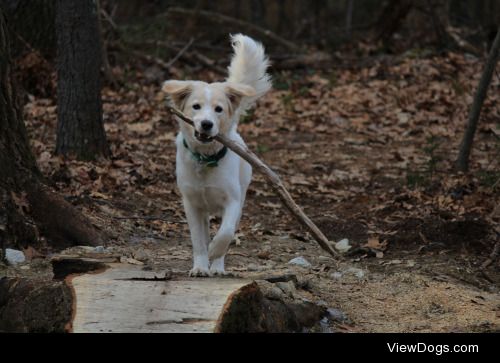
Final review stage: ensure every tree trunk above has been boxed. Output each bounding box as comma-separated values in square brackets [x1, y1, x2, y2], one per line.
[55, 0, 109, 161]
[455, 26, 500, 172]
[250, 0, 266, 27]
[345, 0, 355, 38]
[0, 9, 104, 252]
[0, 0, 56, 58]
[376, 0, 414, 43]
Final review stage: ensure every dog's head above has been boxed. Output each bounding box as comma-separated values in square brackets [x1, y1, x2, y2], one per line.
[162, 80, 255, 143]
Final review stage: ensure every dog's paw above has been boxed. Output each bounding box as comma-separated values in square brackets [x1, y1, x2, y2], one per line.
[209, 257, 231, 277]
[189, 267, 211, 278]
[209, 266, 229, 276]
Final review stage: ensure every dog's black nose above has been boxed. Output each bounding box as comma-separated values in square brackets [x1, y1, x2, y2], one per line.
[201, 120, 213, 131]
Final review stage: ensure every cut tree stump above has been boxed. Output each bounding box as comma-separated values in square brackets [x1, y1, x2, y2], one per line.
[0, 261, 326, 332]
[0, 277, 73, 333]
[67, 263, 326, 333]
[69, 264, 251, 333]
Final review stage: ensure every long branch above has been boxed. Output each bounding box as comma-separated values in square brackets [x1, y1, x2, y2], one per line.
[167, 106, 341, 259]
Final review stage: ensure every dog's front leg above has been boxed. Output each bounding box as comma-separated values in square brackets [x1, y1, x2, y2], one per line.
[208, 201, 241, 275]
[184, 199, 211, 277]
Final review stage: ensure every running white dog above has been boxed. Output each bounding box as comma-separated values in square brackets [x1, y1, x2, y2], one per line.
[162, 34, 271, 276]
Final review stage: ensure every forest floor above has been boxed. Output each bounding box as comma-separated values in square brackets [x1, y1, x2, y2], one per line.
[6, 48, 500, 332]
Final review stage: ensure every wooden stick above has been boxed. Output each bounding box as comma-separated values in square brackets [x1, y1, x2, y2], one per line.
[167, 106, 341, 259]
[165, 38, 195, 69]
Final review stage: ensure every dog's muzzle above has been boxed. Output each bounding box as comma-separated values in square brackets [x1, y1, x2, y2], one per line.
[194, 131, 214, 143]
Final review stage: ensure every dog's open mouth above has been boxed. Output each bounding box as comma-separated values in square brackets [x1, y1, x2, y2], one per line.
[195, 131, 214, 143]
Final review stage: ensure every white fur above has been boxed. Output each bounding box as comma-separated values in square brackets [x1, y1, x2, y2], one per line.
[163, 34, 271, 277]
[227, 34, 272, 119]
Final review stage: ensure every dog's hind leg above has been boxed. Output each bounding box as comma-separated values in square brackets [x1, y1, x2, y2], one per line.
[208, 201, 241, 274]
[184, 199, 211, 277]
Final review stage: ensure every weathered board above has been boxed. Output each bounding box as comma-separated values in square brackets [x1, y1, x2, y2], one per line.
[70, 264, 250, 333]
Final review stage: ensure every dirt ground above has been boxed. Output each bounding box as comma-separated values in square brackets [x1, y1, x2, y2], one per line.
[4, 49, 500, 332]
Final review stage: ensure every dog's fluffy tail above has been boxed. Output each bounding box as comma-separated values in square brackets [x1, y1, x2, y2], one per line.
[227, 34, 271, 114]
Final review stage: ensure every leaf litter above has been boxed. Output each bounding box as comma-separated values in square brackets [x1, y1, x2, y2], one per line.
[14, 49, 500, 332]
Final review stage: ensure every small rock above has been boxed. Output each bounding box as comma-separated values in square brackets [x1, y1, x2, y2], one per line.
[94, 246, 105, 253]
[265, 260, 277, 268]
[247, 263, 261, 271]
[5, 249, 26, 265]
[335, 239, 352, 253]
[332, 268, 366, 280]
[257, 280, 287, 300]
[288, 256, 312, 268]
[133, 249, 149, 262]
[265, 273, 298, 284]
[330, 272, 343, 280]
[276, 281, 296, 298]
[327, 308, 349, 323]
[20, 265, 31, 270]
[345, 267, 366, 279]
[319, 317, 333, 333]
[266, 286, 287, 300]
[407, 260, 416, 268]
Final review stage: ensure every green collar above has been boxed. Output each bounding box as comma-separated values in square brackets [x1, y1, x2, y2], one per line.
[183, 139, 228, 168]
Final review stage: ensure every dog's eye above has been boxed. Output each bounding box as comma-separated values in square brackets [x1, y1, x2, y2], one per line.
[215, 106, 223, 113]
[193, 104, 201, 110]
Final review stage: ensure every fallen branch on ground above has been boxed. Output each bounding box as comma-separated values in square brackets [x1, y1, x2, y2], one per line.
[167, 106, 341, 259]
[481, 241, 499, 270]
[114, 42, 171, 70]
[165, 38, 195, 69]
[116, 40, 226, 75]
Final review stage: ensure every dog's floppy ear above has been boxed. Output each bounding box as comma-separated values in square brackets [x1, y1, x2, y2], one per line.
[162, 80, 192, 109]
[225, 83, 256, 110]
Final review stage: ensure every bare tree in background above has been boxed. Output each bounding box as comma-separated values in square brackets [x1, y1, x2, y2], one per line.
[345, 0, 355, 38]
[0, 0, 56, 57]
[455, 27, 500, 172]
[0, 8, 103, 253]
[251, 0, 266, 27]
[55, 0, 109, 160]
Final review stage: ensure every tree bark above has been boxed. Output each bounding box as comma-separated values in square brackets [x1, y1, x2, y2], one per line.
[55, 0, 110, 160]
[0, 9, 104, 251]
[0, 277, 73, 333]
[345, 0, 355, 38]
[376, 0, 414, 43]
[455, 26, 500, 172]
[0, 0, 56, 57]
[215, 281, 326, 333]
